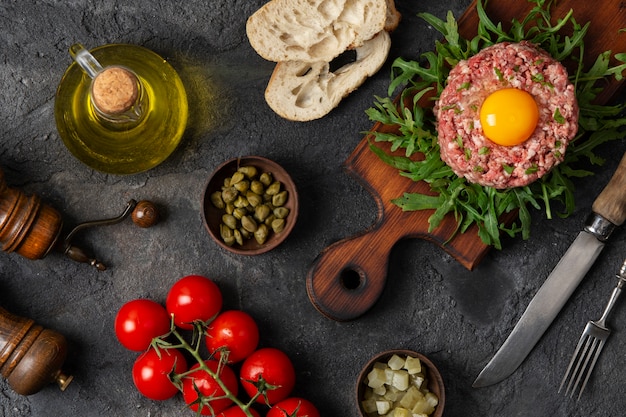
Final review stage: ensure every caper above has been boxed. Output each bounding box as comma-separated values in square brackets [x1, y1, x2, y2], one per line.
[266, 181, 281, 196]
[259, 172, 273, 186]
[240, 228, 251, 240]
[238, 165, 258, 178]
[272, 190, 288, 207]
[222, 213, 238, 229]
[233, 207, 247, 220]
[254, 204, 271, 222]
[264, 214, 276, 226]
[246, 191, 262, 207]
[250, 180, 264, 195]
[254, 224, 269, 244]
[274, 206, 289, 219]
[233, 195, 248, 208]
[220, 223, 232, 238]
[220, 224, 235, 246]
[229, 171, 245, 186]
[213, 165, 291, 248]
[233, 229, 244, 246]
[210, 191, 225, 209]
[271, 218, 285, 233]
[222, 187, 238, 204]
[241, 215, 258, 233]
[234, 179, 249, 193]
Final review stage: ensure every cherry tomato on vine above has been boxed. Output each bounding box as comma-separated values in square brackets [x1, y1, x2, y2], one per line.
[240, 347, 296, 405]
[182, 360, 238, 415]
[166, 275, 223, 330]
[114, 299, 170, 351]
[217, 406, 261, 417]
[206, 310, 260, 363]
[267, 398, 320, 417]
[132, 347, 187, 401]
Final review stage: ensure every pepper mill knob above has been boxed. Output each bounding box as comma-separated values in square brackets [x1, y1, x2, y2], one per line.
[131, 200, 160, 228]
[0, 306, 72, 395]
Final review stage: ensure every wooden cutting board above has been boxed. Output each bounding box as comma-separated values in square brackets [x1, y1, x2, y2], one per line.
[306, 0, 626, 321]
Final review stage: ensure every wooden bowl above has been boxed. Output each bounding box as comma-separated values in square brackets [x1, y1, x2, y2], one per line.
[202, 156, 298, 255]
[356, 349, 445, 417]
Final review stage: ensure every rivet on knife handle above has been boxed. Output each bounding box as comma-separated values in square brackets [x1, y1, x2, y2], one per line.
[591, 153, 626, 227]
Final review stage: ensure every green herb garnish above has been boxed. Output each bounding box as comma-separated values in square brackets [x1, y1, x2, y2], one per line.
[554, 107, 566, 123]
[365, 0, 626, 249]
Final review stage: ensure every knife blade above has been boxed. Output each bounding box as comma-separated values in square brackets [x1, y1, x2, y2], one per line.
[473, 152, 626, 388]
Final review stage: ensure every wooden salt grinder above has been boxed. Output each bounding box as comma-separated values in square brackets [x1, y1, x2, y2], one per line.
[0, 306, 72, 395]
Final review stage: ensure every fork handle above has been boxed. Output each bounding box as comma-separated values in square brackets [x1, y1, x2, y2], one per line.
[597, 259, 626, 327]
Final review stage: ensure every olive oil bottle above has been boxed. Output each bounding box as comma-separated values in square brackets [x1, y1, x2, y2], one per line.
[55, 43, 188, 175]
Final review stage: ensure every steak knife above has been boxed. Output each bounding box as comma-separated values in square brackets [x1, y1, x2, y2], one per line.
[473, 152, 626, 388]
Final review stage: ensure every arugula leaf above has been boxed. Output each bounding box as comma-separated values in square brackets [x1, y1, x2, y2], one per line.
[366, 0, 626, 249]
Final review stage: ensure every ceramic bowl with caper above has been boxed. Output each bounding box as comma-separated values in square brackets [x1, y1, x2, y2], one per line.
[202, 156, 299, 255]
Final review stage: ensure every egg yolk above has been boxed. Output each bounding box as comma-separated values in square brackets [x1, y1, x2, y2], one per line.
[479, 88, 539, 146]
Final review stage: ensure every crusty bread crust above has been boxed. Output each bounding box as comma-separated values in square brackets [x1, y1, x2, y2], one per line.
[264, 31, 391, 121]
[246, 0, 388, 63]
[384, 0, 401, 32]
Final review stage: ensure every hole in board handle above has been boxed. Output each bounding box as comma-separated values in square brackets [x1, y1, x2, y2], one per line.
[340, 268, 364, 290]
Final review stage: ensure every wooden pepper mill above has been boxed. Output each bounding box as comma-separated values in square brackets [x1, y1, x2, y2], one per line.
[0, 306, 72, 395]
[0, 166, 160, 270]
[0, 168, 62, 260]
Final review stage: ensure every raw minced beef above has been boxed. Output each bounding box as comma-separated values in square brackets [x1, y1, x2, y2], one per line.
[434, 41, 579, 189]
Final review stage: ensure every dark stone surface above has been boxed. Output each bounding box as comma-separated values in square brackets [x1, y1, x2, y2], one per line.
[0, 1, 625, 416]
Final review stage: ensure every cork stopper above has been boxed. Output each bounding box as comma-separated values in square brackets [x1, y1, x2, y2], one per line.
[91, 66, 139, 115]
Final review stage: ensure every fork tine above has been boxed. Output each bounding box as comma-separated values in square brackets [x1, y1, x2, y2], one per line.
[576, 340, 605, 400]
[559, 332, 588, 394]
[569, 336, 597, 398]
[564, 334, 593, 397]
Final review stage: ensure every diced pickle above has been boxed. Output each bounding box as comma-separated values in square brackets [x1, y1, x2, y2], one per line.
[404, 356, 422, 374]
[361, 355, 438, 417]
[388, 354, 405, 371]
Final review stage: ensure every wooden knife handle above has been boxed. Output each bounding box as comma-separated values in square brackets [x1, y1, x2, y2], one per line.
[592, 153, 626, 226]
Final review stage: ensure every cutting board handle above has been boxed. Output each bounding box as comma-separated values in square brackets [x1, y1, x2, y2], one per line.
[306, 216, 397, 321]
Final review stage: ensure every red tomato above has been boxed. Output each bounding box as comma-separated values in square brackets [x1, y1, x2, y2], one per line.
[182, 360, 238, 415]
[114, 299, 170, 351]
[132, 347, 187, 401]
[216, 406, 261, 417]
[166, 275, 223, 330]
[206, 310, 260, 363]
[267, 398, 320, 417]
[240, 347, 296, 405]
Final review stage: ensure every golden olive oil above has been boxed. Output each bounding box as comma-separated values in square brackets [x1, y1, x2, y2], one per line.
[55, 44, 188, 174]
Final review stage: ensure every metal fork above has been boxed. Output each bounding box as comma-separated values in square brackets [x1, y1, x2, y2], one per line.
[558, 258, 626, 400]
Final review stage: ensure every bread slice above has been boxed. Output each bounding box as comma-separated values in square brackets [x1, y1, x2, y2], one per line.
[246, 0, 388, 63]
[383, 0, 401, 32]
[264, 30, 391, 121]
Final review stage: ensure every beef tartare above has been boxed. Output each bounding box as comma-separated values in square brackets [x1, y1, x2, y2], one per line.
[434, 41, 579, 189]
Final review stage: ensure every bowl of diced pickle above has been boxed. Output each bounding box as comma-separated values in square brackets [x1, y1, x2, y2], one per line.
[202, 156, 298, 255]
[357, 349, 444, 417]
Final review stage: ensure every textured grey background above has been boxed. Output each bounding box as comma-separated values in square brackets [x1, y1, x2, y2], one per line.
[0, 1, 625, 416]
